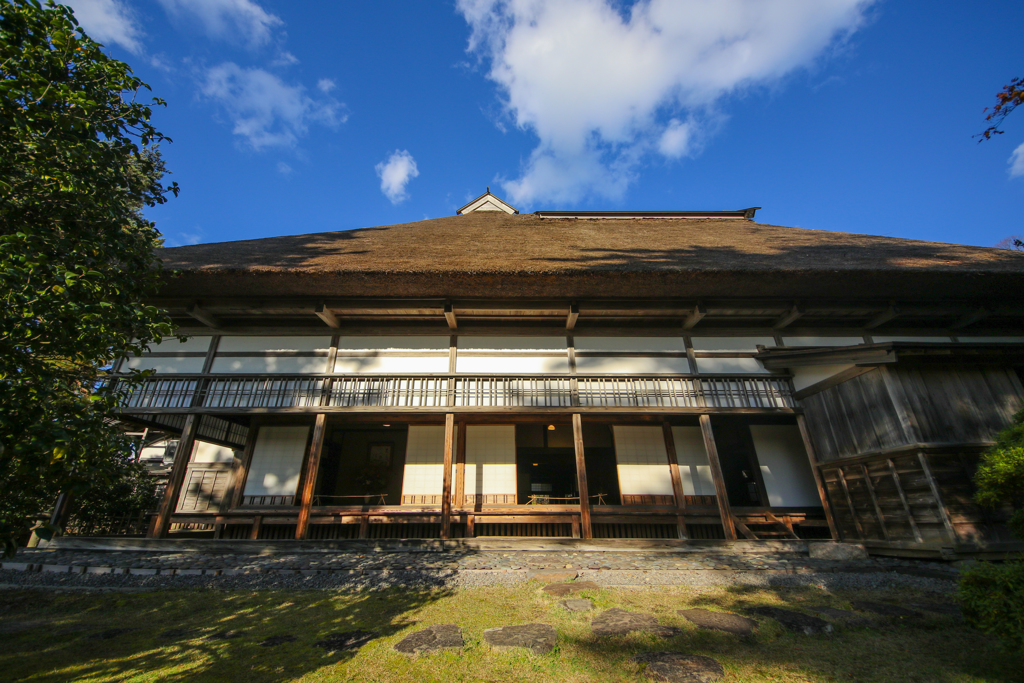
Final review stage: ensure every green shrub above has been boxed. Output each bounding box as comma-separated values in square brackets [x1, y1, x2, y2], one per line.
[959, 561, 1024, 650]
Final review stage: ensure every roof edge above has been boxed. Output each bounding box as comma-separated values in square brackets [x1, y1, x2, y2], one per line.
[533, 208, 760, 220]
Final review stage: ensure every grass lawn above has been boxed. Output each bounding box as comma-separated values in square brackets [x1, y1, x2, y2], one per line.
[0, 582, 1018, 682]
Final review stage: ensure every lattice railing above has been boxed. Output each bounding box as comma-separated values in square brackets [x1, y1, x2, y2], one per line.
[111, 373, 793, 411]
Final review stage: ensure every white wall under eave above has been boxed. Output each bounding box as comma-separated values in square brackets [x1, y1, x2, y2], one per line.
[749, 425, 821, 508]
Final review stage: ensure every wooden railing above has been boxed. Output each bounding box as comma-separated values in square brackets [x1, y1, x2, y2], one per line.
[112, 373, 794, 411]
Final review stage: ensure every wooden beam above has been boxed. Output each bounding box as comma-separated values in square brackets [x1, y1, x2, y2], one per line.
[662, 422, 688, 540]
[566, 302, 579, 330]
[455, 421, 467, 508]
[951, 307, 990, 330]
[444, 302, 458, 330]
[572, 413, 593, 539]
[866, 304, 900, 330]
[185, 303, 221, 329]
[795, 414, 839, 540]
[772, 304, 805, 330]
[860, 463, 889, 541]
[440, 414, 455, 538]
[835, 467, 865, 539]
[295, 414, 327, 539]
[682, 302, 707, 330]
[151, 414, 198, 538]
[314, 302, 341, 328]
[699, 415, 736, 540]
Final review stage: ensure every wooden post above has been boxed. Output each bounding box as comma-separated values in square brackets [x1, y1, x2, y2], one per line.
[440, 414, 455, 539]
[229, 419, 260, 509]
[835, 467, 865, 539]
[918, 452, 959, 544]
[662, 422, 688, 539]
[795, 414, 839, 540]
[699, 415, 736, 540]
[572, 413, 593, 539]
[151, 414, 199, 538]
[887, 458, 924, 542]
[455, 421, 467, 508]
[295, 414, 327, 539]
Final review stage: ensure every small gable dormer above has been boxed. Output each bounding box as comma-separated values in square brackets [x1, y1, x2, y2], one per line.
[457, 188, 519, 215]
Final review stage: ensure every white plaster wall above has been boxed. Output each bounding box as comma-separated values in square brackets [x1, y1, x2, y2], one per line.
[790, 364, 855, 391]
[192, 440, 236, 464]
[958, 337, 1024, 343]
[456, 355, 570, 374]
[671, 427, 714, 496]
[575, 356, 691, 374]
[749, 425, 821, 507]
[458, 336, 566, 350]
[244, 425, 309, 497]
[782, 336, 864, 347]
[218, 336, 331, 352]
[612, 426, 674, 496]
[334, 356, 449, 374]
[694, 357, 769, 374]
[126, 356, 205, 373]
[210, 356, 329, 374]
[573, 337, 684, 352]
[146, 336, 212, 353]
[464, 425, 517, 496]
[401, 426, 446, 497]
[336, 336, 449, 351]
[690, 337, 775, 351]
[871, 336, 952, 343]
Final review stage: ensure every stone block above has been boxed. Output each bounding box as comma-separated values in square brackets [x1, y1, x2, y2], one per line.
[1, 562, 34, 572]
[174, 569, 203, 576]
[128, 567, 158, 575]
[394, 624, 464, 655]
[807, 542, 868, 561]
[484, 623, 557, 655]
[84, 566, 113, 575]
[41, 564, 71, 573]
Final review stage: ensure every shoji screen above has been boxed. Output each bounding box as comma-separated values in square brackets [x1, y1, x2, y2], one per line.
[749, 425, 821, 507]
[670, 426, 715, 496]
[400, 426, 447, 504]
[243, 425, 310, 500]
[612, 426, 674, 503]
[464, 425, 517, 504]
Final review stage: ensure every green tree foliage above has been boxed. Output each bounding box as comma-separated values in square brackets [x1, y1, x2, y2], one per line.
[974, 409, 1024, 540]
[0, 0, 178, 554]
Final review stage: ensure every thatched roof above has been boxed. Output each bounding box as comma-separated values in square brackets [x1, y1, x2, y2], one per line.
[156, 212, 1024, 300]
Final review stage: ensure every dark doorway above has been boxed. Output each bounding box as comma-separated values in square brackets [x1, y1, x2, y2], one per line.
[314, 424, 408, 506]
[708, 418, 764, 507]
[515, 424, 578, 504]
[581, 423, 621, 506]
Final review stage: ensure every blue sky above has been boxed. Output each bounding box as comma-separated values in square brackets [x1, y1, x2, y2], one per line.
[66, 0, 1024, 249]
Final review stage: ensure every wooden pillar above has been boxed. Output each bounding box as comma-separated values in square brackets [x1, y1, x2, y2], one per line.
[887, 458, 924, 542]
[440, 414, 455, 539]
[228, 419, 259, 509]
[295, 414, 328, 539]
[918, 452, 959, 544]
[454, 421, 467, 508]
[662, 422, 688, 539]
[836, 467, 865, 539]
[861, 463, 890, 541]
[151, 413, 199, 538]
[795, 413, 839, 540]
[572, 413, 593, 539]
[699, 415, 736, 540]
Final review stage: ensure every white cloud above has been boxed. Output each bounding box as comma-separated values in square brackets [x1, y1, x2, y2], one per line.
[157, 0, 283, 48]
[271, 51, 300, 67]
[65, 0, 144, 54]
[375, 150, 420, 204]
[277, 161, 293, 175]
[459, 0, 873, 205]
[200, 63, 345, 150]
[1010, 141, 1024, 178]
[317, 78, 337, 93]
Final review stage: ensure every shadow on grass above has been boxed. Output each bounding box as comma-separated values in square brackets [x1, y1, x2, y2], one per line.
[0, 586, 453, 682]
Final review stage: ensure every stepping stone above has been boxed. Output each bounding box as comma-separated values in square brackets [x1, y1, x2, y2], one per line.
[483, 623, 557, 655]
[542, 581, 600, 597]
[592, 608, 678, 638]
[850, 601, 920, 618]
[747, 607, 833, 635]
[678, 608, 756, 636]
[394, 624, 464, 655]
[561, 599, 595, 613]
[314, 629, 377, 652]
[631, 652, 724, 683]
[909, 602, 962, 618]
[260, 634, 298, 647]
[160, 627, 201, 640]
[806, 607, 871, 627]
[204, 630, 244, 641]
